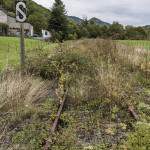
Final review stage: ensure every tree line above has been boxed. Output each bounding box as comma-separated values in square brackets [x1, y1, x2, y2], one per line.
[0, 0, 149, 41]
[49, 0, 148, 42]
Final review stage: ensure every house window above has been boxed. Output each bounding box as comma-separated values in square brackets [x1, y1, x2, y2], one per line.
[45, 31, 48, 36]
[0, 26, 2, 33]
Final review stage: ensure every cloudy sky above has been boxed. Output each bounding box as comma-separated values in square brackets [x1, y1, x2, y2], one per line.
[33, 0, 150, 26]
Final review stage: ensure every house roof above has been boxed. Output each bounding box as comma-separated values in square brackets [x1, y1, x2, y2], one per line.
[9, 22, 33, 30]
[0, 6, 8, 15]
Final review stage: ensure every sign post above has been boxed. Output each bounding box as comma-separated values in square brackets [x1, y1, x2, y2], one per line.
[16, 0, 27, 70]
[20, 23, 25, 69]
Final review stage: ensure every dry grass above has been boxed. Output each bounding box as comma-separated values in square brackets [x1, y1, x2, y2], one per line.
[55, 39, 150, 148]
[0, 71, 53, 146]
[117, 43, 150, 72]
[61, 39, 149, 106]
[0, 71, 51, 113]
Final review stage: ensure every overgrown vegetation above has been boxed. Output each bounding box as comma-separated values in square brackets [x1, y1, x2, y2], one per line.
[0, 39, 149, 149]
[0, 0, 149, 149]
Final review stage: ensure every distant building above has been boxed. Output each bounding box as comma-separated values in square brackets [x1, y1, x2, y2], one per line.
[0, 6, 33, 36]
[42, 29, 51, 40]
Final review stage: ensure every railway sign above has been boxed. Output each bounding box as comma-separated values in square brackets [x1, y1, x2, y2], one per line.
[16, 0, 27, 22]
[16, 0, 27, 71]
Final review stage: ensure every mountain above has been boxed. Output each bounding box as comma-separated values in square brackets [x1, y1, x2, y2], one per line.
[143, 25, 150, 29]
[89, 17, 110, 26]
[68, 16, 110, 26]
[68, 16, 83, 24]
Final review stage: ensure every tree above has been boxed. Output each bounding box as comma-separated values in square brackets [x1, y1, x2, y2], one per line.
[76, 25, 89, 38]
[87, 22, 100, 38]
[134, 27, 147, 40]
[0, 0, 3, 5]
[67, 21, 78, 40]
[125, 26, 135, 40]
[2, 0, 14, 12]
[125, 26, 147, 40]
[28, 12, 48, 34]
[48, 0, 69, 42]
[100, 25, 109, 38]
[108, 22, 125, 40]
[81, 17, 89, 27]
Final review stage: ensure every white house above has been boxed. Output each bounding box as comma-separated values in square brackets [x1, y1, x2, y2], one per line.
[0, 8, 7, 24]
[42, 29, 51, 40]
[0, 6, 33, 36]
[7, 15, 33, 36]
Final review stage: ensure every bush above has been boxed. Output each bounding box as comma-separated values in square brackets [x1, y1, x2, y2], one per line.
[27, 45, 94, 80]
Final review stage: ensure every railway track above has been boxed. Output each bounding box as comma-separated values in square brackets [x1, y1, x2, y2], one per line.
[44, 88, 68, 150]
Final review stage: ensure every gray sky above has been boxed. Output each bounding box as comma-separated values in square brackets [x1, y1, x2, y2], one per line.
[33, 0, 150, 26]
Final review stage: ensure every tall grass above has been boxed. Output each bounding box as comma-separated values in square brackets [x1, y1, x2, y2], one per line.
[0, 70, 53, 148]
[0, 71, 51, 112]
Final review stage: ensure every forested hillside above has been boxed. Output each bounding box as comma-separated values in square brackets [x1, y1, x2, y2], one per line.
[0, 0, 51, 34]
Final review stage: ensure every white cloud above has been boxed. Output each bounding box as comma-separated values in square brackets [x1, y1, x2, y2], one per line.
[33, 0, 150, 26]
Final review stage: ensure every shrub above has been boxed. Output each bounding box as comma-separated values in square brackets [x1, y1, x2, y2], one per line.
[27, 47, 94, 80]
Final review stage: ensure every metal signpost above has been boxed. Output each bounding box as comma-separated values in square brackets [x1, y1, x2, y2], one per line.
[16, 0, 27, 70]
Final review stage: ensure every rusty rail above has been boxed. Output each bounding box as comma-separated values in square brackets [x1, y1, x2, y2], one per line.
[128, 105, 139, 120]
[44, 89, 68, 150]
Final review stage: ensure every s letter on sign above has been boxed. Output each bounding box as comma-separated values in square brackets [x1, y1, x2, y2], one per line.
[16, 0, 27, 22]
